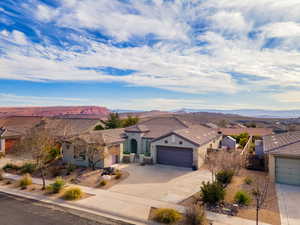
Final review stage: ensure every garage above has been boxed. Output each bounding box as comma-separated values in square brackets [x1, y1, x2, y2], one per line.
[276, 157, 300, 186]
[156, 146, 193, 168]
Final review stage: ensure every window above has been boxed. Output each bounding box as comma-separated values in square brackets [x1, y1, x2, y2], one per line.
[74, 145, 86, 160]
[164, 140, 168, 144]
[179, 141, 183, 145]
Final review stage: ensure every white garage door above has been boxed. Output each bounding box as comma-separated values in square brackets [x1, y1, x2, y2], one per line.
[276, 157, 300, 186]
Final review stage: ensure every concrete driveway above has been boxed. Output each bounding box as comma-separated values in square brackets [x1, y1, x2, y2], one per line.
[276, 184, 300, 225]
[110, 164, 211, 203]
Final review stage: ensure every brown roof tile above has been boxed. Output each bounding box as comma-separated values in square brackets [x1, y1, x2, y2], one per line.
[219, 128, 273, 136]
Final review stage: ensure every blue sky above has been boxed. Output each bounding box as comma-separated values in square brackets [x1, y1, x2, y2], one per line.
[0, 0, 300, 110]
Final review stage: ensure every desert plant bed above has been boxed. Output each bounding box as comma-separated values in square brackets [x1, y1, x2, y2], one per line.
[0, 177, 92, 201]
[148, 207, 212, 225]
[180, 169, 280, 225]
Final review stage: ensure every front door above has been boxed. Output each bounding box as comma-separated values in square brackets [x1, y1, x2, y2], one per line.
[130, 139, 138, 153]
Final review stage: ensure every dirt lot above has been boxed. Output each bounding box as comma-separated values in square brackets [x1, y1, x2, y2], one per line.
[0, 177, 92, 201]
[180, 169, 280, 225]
[2, 159, 129, 189]
[226, 169, 280, 225]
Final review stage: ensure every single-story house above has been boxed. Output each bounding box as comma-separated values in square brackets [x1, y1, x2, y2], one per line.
[0, 116, 43, 154]
[219, 128, 273, 137]
[221, 136, 236, 150]
[124, 116, 222, 169]
[42, 117, 104, 137]
[61, 128, 125, 168]
[264, 132, 300, 185]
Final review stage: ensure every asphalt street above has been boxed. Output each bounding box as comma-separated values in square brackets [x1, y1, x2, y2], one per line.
[0, 192, 133, 225]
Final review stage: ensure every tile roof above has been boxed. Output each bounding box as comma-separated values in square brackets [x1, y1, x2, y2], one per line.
[269, 141, 300, 157]
[219, 128, 273, 136]
[73, 128, 125, 145]
[263, 131, 300, 155]
[0, 116, 43, 135]
[125, 116, 190, 138]
[172, 125, 220, 146]
[43, 118, 103, 137]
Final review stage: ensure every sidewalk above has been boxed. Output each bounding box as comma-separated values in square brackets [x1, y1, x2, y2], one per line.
[2, 173, 271, 225]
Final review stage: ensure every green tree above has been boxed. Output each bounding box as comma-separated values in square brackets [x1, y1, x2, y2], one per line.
[94, 124, 104, 130]
[122, 115, 139, 127]
[102, 113, 123, 129]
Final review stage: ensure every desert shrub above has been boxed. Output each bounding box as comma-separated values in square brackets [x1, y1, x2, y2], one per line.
[216, 169, 234, 186]
[20, 162, 36, 174]
[3, 163, 20, 171]
[47, 177, 65, 193]
[66, 164, 76, 175]
[19, 174, 32, 189]
[153, 208, 182, 224]
[0, 152, 5, 158]
[234, 190, 251, 206]
[63, 187, 83, 200]
[185, 204, 206, 225]
[6, 180, 12, 185]
[115, 171, 122, 179]
[239, 137, 249, 148]
[200, 181, 225, 205]
[244, 177, 253, 185]
[99, 180, 107, 186]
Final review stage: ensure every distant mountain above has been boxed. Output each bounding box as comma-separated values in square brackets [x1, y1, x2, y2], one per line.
[176, 108, 300, 118]
[0, 106, 110, 118]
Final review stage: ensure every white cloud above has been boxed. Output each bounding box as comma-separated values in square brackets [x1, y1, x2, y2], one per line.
[262, 22, 300, 38]
[273, 91, 300, 103]
[1, 0, 300, 103]
[0, 93, 90, 106]
[36, 4, 58, 22]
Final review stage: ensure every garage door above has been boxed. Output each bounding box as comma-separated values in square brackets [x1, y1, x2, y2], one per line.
[157, 146, 193, 168]
[276, 157, 300, 186]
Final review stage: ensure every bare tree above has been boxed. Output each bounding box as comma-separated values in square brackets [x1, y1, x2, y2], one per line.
[206, 150, 242, 181]
[17, 127, 56, 189]
[252, 176, 270, 225]
[73, 133, 108, 170]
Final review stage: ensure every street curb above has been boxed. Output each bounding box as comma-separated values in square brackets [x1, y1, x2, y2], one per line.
[0, 186, 156, 225]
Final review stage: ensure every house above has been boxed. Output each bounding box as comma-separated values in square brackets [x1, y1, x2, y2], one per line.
[0, 116, 43, 154]
[263, 132, 300, 185]
[124, 116, 222, 169]
[42, 117, 104, 137]
[61, 128, 125, 168]
[219, 128, 273, 137]
[221, 136, 236, 150]
[255, 139, 264, 158]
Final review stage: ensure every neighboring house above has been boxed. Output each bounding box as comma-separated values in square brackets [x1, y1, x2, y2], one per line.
[205, 122, 219, 129]
[124, 116, 222, 169]
[0, 116, 43, 154]
[62, 128, 125, 168]
[42, 117, 104, 137]
[255, 139, 264, 158]
[263, 132, 300, 185]
[0, 127, 5, 153]
[219, 128, 273, 136]
[221, 136, 236, 150]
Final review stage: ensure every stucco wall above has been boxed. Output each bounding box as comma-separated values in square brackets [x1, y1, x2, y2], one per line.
[125, 132, 145, 154]
[268, 154, 276, 182]
[151, 134, 198, 167]
[198, 135, 222, 168]
[62, 142, 122, 168]
[151, 134, 222, 169]
[0, 138, 5, 153]
[221, 136, 236, 150]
